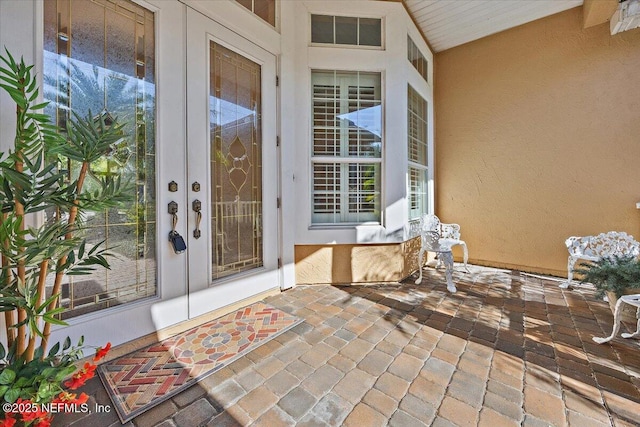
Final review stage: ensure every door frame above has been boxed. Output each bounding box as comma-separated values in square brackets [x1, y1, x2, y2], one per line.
[185, 7, 281, 319]
[1, 0, 286, 350]
[35, 0, 191, 349]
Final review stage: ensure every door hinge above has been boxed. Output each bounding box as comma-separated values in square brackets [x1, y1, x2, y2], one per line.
[276, 135, 280, 147]
[276, 75, 279, 87]
[277, 258, 282, 269]
[276, 197, 281, 209]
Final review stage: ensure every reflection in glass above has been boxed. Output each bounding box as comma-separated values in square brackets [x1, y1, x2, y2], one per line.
[43, 0, 156, 319]
[210, 42, 263, 281]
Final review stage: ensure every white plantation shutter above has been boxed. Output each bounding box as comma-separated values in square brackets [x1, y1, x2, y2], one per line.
[311, 71, 382, 224]
[408, 85, 428, 220]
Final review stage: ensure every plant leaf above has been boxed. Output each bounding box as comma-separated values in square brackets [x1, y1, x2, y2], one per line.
[0, 369, 16, 385]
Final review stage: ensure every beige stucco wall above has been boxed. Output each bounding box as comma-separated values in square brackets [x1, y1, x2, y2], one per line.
[295, 238, 425, 284]
[435, 7, 640, 277]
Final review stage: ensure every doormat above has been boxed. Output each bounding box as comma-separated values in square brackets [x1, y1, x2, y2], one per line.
[98, 302, 301, 423]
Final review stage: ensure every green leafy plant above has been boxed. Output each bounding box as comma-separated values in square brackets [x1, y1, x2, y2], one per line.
[575, 255, 640, 299]
[0, 48, 127, 425]
[0, 337, 83, 406]
[0, 339, 111, 426]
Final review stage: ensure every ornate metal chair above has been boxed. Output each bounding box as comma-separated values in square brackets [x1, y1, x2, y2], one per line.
[415, 230, 457, 294]
[593, 294, 640, 344]
[422, 214, 469, 272]
[562, 231, 640, 288]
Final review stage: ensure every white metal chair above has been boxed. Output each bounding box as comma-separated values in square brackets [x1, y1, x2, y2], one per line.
[593, 294, 640, 344]
[415, 230, 457, 293]
[422, 214, 469, 272]
[562, 231, 640, 288]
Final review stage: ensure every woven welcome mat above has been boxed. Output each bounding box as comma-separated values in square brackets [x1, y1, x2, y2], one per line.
[98, 302, 301, 422]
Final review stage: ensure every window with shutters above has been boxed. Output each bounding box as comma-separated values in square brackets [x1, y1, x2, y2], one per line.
[408, 85, 428, 220]
[408, 35, 428, 84]
[311, 70, 382, 224]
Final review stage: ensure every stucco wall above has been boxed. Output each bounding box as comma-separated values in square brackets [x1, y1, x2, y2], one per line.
[295, 237, 424, 284]
[435, 6, 640, 277]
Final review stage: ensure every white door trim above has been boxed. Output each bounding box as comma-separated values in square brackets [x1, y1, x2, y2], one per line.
[185, 7, 280, 319]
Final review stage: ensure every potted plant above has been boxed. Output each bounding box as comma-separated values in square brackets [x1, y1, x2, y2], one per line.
[0, 49, 129, 425]
[576, 255, 640, 323]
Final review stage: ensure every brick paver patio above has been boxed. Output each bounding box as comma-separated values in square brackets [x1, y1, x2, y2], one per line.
[53, 265, 640, 426]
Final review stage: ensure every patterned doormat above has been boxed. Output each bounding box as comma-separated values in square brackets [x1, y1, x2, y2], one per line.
[98, 302, 301, 423]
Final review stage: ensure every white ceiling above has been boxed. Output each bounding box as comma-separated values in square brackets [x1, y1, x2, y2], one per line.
[404, 0, 584, 52]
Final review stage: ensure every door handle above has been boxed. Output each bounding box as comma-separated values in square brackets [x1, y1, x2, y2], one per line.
[168, 202, 186, 254]
[192, 199, 202, 239]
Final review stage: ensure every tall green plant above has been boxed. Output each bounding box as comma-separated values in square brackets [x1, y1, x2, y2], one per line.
[0, 49, 130, 363]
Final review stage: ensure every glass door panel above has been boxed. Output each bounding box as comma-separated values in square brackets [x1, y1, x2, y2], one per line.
[210, 42, 263, 281]
[43, 0, 157, 319]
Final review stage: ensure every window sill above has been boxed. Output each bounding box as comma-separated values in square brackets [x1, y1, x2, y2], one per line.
[307, 223, 409, 244]
[308, 222, 380, 230]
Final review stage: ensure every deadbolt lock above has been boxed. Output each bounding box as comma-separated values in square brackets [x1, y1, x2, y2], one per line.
[192, 181, 201, 192]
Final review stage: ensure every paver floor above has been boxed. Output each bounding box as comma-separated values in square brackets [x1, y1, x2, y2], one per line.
[53, 265, 640, 426]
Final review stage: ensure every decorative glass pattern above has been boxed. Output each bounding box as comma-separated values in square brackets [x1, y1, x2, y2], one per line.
[43, 0, 156, 319]
[311, 71, 382, 224]
[210, 42, 263, 281]
[311, 15, 382, 47]
[408, 85, 428, 220]
[408, 35, 428, 84]
[236, 0, 276, 26]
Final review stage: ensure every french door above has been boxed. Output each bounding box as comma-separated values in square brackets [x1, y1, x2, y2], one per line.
[185, 8, 279, 318]
[44, 1, 280, 348]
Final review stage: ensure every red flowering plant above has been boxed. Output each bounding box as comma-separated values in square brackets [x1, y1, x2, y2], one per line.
[0, 50, 127, 426]
[0, 340, 111, 426]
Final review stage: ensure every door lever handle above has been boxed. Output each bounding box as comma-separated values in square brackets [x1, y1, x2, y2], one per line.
[192, 199, 202, 239]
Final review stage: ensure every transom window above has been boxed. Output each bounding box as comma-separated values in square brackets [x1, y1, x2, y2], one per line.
[311, 15, 382, 47]
[236, 0, 276, 26]
[408, 85, 428, 220]
[311, 71, 382, 224]
[408, 36, 428, 84]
